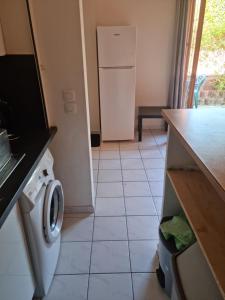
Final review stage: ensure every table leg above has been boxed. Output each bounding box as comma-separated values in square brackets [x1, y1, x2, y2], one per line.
[138, 116, 142, 142]
[164, 121, 168, 131]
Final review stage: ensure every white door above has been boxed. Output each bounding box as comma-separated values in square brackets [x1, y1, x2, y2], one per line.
[99, 67, 136, 141]
[97, 26, 136, 67]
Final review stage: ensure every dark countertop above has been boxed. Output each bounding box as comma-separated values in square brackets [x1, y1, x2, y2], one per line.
[0, 127, 57, 228]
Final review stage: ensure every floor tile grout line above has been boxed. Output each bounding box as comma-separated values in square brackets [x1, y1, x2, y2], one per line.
[140, 154, 160, 218]
[94, 168, 165, 172]
[94, 195, 160, 198]
[94, 168, 99, 208]
[86, 225, 94, 300]
[140, 136, 166, 253]
[119, 142, 135, 300]
[94, 158, 162, 161]
[91, 239, 159, 242]
[152, 197, 163, 222]
[151, 130, 168, 147]
[94, 195, 161, 198]
[96, 179, 163, 183]
[55, 271, 157, 276]
[151, 133, 166, 159]
[94, 214, 159, 218]
[139, 149, 164, 244]
[140, 142, 165, 198]
[94, 158, 165, 161]
[143, 139, 166, 215]
[86, 224, 95, 299]
[61, 238, 160, 243]
[93, 155, 101, 208]
[87, 158, 99, 300]
[152, 197, 163, 217]
[65, 199, 163, 214]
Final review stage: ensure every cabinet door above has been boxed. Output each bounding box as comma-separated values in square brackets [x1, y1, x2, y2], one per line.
[0, 203, 35, 300]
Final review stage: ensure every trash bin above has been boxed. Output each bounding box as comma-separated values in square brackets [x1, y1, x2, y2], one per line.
[91, 132, 100, 147]
[157, 215, 196, 297]
[157, 217, 180, 297]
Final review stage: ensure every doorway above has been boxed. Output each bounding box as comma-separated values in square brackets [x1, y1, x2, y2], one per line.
[183, 0, 225, 108]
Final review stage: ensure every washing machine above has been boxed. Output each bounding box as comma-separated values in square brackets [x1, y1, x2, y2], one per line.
[20, 149, 64, 298]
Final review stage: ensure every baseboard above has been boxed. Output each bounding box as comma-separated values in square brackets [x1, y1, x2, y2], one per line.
[64, 205, 94, 214]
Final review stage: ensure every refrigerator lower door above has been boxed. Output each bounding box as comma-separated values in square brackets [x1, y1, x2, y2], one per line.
[99, 67, 136, 141]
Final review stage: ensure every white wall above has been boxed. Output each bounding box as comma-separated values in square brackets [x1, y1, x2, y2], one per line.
[0, 0, 33, 54]
[29, 0, 94, 212]
[82, 0, 100, 132]
[83, 0, 176, 130]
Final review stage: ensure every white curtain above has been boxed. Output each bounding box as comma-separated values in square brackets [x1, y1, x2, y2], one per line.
[168, 0, 189, 109]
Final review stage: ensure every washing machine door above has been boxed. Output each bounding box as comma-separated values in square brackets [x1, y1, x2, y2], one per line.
[43, 180, 64, 244]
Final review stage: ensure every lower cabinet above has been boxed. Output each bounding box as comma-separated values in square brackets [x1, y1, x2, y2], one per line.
[0, 203, 35, 300]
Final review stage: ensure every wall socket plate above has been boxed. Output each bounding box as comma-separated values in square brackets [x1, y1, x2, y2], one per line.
[64, 102, 78, 114]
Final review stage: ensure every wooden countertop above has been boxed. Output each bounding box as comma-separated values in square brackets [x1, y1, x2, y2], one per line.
[163, 108, 225, 201]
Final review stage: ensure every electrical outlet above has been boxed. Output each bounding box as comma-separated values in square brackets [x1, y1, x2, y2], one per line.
[64, 102, 78, 114]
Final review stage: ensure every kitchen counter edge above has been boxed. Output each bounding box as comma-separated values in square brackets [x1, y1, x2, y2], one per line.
[0, 126, 57, 228]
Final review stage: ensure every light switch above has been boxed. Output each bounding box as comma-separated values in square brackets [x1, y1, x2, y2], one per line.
[63, 89, 76, 102]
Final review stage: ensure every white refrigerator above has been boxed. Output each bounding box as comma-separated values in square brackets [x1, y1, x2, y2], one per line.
[97, 26, 136, 141]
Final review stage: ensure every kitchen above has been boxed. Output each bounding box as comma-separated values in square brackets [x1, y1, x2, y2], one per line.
[0, 0, 225, 300]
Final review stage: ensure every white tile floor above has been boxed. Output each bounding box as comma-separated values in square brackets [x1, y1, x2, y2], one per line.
[45, 130, 168, 300]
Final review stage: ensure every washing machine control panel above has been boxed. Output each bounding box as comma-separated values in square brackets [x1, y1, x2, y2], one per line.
[23, 149, 55, 203]
[23, 168, 44, 202]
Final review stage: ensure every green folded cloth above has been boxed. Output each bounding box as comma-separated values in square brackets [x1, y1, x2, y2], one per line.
[160, 215, 196, 250]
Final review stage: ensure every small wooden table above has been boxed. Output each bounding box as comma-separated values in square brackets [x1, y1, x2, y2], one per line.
[138, 106, 169, 141]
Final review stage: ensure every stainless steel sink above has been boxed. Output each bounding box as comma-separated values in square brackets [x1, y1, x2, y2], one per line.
[0, 153, 25, 188]
[0, 129, 25, 188]
[0, 129, 11, 170]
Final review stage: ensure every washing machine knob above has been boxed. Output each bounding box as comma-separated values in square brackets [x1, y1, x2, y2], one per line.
[43, 169, 49, 177]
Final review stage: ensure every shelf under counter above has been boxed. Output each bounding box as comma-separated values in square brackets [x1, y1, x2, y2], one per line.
[167, 169, 225, 298]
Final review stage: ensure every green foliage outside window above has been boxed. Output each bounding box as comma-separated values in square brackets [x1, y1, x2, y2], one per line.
[199, 0, 225, 92]
[201, 0, 225, 51]
[214, 75, 225, 90]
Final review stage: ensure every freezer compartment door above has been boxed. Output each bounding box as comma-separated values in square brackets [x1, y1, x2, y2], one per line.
[97, 26, 136, 68]
[99, 67, 136, 141]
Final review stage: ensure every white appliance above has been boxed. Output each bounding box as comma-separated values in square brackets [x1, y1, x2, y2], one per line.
[20, 149, 64, 298]
[97, 26, 136, 141]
